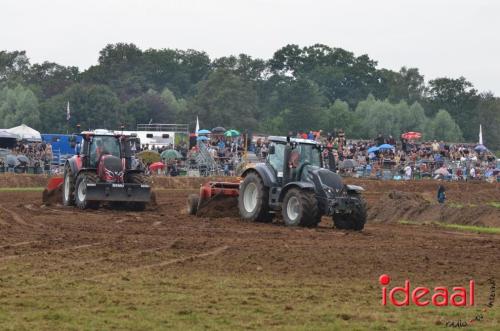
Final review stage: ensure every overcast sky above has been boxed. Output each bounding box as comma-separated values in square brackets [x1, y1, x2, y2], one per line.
[1, 0, 499, 94]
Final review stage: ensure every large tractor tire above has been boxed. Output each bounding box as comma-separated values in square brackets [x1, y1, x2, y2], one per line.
[127, 173, 148, 211]
[238, 172, 273, 222]
[75, 172, 100, 210]
[332, 193, 367, 231]
[187, 194, 200, 215]
[62, 164, 75, 206]
[282, 188, 320, 227]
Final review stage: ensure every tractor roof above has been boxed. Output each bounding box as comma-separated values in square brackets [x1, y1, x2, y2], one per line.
[80, 129, 116, 136]
[268, 136, 320, 146]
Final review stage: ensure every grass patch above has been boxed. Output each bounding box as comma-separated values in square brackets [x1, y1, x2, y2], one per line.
[436, 223, 500, 235]
[0, 264, 497, 331]
[487, 201, 500, 208]
[448, 202, 464, 209]
[0, 187, 44, 192]
[399, 220, 500, 235]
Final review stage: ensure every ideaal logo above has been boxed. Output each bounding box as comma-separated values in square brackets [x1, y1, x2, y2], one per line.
[379, 275, 496, 328]
[379, 274, 474, 307]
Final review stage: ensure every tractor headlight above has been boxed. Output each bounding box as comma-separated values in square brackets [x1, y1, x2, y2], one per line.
[323, 185, 334, 196]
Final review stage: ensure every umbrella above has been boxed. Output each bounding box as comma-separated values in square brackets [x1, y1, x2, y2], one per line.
[197, 129, 211, 135]
[339, 159, 358, 169]
[378, 144, 395, 150]
[6, 154, 19, 167]
[17, 155, 29, 163]
[224, 129, 240, 137]
[149, 162, 165, 172]
[367, 146, 379, 154]
[161, 149, 182, 160]
[211, 126, 226, 133]
[197, 136, 209, 141]
[434, 167, 450, 176]
[474, 144, 487, 152]
[401, 132, 422, 140]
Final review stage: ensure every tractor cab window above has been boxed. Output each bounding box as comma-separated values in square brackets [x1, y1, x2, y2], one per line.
[296, 144, 321, 168]
[89, 136, 121, 167]
[267, 142, 285, 174]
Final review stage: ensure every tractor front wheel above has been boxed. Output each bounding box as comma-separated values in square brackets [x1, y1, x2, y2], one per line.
[75, 173, 100, 210]
[282, 188, 320, 227]
[332, 193, 367, 231]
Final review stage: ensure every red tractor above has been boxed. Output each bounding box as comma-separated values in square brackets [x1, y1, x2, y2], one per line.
[59, 129, 151, 210]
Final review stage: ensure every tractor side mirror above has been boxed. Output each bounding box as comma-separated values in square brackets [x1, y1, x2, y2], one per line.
[268, 145, 275, 155]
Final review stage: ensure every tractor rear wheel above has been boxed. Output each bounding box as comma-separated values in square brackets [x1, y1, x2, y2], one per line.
[62, 164, 75, 206]
[75, 173, 100, 210]
[238, 172, 273, 222]
[187, 194, 200, 215]
[282, 188, 320, 227]
[332, 193, 367, 231]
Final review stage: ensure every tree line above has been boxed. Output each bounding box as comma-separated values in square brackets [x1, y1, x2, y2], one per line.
[0, 43, 499, 149]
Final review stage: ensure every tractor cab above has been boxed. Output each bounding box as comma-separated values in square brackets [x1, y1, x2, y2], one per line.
[78, 130, 122, 167]
[266, 136, 322, 184]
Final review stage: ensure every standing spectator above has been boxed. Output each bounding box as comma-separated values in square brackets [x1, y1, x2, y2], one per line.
[404, 164, 412, 180]
[437, 185, 446, 204]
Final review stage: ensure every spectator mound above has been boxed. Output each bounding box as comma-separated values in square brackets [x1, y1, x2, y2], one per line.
[369, 190, 500, 227]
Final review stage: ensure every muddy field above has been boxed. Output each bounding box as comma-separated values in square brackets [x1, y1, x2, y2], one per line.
[0, 176, 499, 329]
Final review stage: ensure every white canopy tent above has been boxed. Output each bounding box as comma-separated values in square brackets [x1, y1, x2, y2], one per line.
[6, 124, 41, 141]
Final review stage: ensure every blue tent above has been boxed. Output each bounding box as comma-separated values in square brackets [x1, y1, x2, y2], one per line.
[197, 129, 211, 135]
[367, 146, 379, 153]
[378, 144, 395, 150]
[196, 135, 209, 141]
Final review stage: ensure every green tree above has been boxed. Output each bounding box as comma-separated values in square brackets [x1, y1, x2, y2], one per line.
[427, 77, 479, 141]
[322, 99, 355, 135]
[40, 84, 124, 132]
[475, 93, 500, 150]
[0, 84, 40, 128]
[428, 109, 463, 142]
[189, 69, 259, 129]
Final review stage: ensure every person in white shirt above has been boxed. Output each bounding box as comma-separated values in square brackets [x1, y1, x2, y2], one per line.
[404, 165, 412, 180]
[469, 167, 476, 179]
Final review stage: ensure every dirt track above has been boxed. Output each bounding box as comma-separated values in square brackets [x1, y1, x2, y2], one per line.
[0, 180, 499, 288]
[1, 177, 500, 329]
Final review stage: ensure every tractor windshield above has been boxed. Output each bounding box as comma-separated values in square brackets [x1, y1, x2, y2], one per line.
[296, 143, 321, 168]
[89, 136, 121, 166]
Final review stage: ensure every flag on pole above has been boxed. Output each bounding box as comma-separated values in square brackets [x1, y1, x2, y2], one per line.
[195, 116, 200, 136]
[66, 101, 71, 121]
[479, 124, 483, 145]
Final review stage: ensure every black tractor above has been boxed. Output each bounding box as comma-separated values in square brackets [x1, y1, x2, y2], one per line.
[238, 136, 366, 230]
[62, 129, 151, 210]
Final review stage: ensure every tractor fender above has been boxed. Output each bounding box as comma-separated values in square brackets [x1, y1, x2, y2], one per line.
[278, 182, 315, 202]
[241, 164, 275, 188]
[65, 157, 80, 176]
